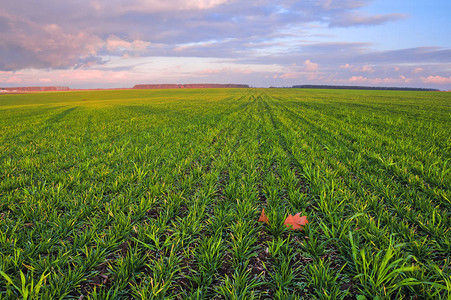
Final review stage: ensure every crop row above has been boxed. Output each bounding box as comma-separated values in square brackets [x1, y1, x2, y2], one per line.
[0, 88, 450, 299]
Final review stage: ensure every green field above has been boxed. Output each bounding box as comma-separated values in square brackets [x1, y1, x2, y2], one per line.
[0, 88, 450, 299]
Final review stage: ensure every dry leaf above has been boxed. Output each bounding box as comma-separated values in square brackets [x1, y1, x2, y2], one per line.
[258, 209, 308, 231]
[258, 208, 269, 223]
[284, 213, 308, 230]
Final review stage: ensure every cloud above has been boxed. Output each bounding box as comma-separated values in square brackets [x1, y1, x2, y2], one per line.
[358, 47, 451, 65]
[90, 0, 234, 14]
[348, 75, 366, 83]
[304, 60, 319, 72]
[279, 72, 300, 79]
[106, 35, 150, 53]
[0, 56, 286, 88]
[360, 65, 374, 73]
[321, 0, 367, 10]
[329, 12, 406, 27]
[0, 10, 103, 70]
[0, 0, 411, 72]
[421, 75, 451, 85]
[343, 75, 413, 85]
[252, 43, 451, 76]
[339, 63, 373, 73]
[340, 63, 353, 69]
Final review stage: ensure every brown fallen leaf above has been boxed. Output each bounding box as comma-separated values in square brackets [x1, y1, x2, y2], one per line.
[258, 208, 269, 223]
[284, 213, 308, 230]
[258, 209, 308, 231]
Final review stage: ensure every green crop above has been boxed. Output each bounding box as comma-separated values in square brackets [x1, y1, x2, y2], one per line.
[0, 88, 450, 299]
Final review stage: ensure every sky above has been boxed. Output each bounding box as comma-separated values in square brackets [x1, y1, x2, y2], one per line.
[1, 0, 450, 89]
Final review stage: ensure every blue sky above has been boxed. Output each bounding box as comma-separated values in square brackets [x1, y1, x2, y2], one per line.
[1, 0, 450, 89]
[345, 0, 450, 49]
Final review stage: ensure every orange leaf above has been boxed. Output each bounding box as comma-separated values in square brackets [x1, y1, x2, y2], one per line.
[284, 213, 308, 230]
[258, 208, 269, 223]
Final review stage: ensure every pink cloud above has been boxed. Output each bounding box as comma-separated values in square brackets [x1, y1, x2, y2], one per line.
[413, 67, 424, 74]
[421, 75, 451, 84]
[106, 35, 150, 52]
[340, 63, 353, 69]
[197, 67, 255, 75]
[307, 73, 323, 81]
[0, 72, 24, 83]
[343, 75, 412, 85]
[91, 0, 234, 14]
[304, 60, 319, 72]
[399, 75, 412, 83]
[279, 72, 299, 79]
[0, 10, 103, 70]
[0, 69, 136, 87]
[340, 64, 374, 73]
[360, 65, 374, 73]
[198, 69, 223, 74]
[348, 76, 367, 83]
[232, 68, 254, 75]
